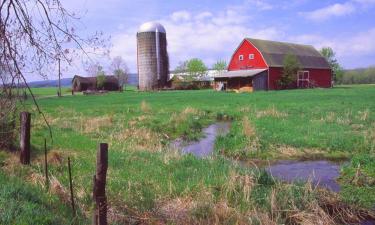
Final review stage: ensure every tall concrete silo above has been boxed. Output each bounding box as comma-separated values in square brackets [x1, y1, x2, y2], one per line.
[137, 22, 169, 91]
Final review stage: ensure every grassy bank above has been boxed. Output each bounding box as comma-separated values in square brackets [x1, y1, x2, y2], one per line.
[1, 84, 374, 223]
[0, 170, 83, 224]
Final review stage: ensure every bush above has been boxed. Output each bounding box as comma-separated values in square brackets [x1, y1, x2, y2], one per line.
[0, 102, 15, 150]
[172, 80, 199, 90]
[278, 54, 300, 89]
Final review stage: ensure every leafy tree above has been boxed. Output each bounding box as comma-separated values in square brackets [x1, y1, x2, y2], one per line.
[212, 60, 227, 75]
[186, 58, 207, 81]
[279, 54, 300, 89]
[96, 66, 106, 90]
[320, 47, 343, 84]
[110, 56, 129, 91]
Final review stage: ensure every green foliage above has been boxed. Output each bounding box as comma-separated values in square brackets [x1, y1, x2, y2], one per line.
[186, 58, 208, 81]
[212, 60, 227, 71]
[279, 54, 300, 89]
[171, 79, 200, 90]
[320, 47, 343, 83]
[96, 74, 105, 90]
[339, 67, 375, 84]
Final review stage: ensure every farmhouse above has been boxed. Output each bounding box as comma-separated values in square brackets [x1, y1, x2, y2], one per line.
[214, 38, 332, 92]
[72, 75, 120, 92]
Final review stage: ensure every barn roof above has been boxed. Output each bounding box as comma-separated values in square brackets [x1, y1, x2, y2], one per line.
[72, 75, 96, 84]
[215, 69, 267, 78]
[72, 75, 119, 84]
[246, 38, 330, 69]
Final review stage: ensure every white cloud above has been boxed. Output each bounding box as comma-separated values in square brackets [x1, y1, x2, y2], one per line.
[194, 12, 213, 21]
[301, 0, 375, 21]
[246, 0, 274, 10]
[171, 11, 191, 22]
[302, 2, 355, 21]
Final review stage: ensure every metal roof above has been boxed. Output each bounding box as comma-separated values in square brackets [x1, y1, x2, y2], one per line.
[138, 22, 166, 33]
[246, 38, 330, 69]
[215, 69, 267, 78]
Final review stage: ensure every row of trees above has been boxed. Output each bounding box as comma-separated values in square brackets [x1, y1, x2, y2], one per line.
[174, 58, 227, 81]
[339, 67, 375, 84]
[86, 56, 129, 90]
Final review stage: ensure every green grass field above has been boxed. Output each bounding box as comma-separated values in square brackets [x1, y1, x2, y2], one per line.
[1, 85, 374, 224]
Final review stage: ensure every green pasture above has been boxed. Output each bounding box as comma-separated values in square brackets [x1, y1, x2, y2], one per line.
[1, 84, 374, 224]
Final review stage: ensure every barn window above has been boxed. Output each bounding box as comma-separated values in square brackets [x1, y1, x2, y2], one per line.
[239, 55, 244, 61]
[249, 54, 254, 60]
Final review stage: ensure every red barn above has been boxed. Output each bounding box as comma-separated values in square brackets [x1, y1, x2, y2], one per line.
[214, 38, 332, 92]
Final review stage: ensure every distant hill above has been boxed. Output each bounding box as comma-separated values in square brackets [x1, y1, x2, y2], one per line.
[28, 74, 138, 88]
[28, 78, 72, 88]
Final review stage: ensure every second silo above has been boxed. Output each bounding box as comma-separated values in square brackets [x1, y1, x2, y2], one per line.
[137, 22, 169, 91]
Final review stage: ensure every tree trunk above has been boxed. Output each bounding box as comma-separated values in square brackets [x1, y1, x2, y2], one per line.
[20, 112, 31, 165]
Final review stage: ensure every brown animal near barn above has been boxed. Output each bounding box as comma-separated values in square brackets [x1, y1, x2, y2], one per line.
[72, 75, 120, 92]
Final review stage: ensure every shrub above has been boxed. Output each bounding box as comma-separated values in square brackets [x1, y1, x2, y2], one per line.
[278, 54, 300, 89]
[0, 100, 15, 150]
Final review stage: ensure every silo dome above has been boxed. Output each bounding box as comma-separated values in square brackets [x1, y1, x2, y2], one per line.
[138, 22, 166, 33]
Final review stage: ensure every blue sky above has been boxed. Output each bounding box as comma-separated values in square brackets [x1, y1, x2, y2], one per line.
[36, 0, 375, 81]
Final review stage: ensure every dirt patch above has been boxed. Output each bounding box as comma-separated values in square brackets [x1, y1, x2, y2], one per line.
[316, 190, 375, 224]
[157, 197, 194, 223]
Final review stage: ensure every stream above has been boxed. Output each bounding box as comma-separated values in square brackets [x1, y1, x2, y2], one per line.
[171, 122, 231, 157]
[266, 160, 341, 192]
[171, 122, 343, 192]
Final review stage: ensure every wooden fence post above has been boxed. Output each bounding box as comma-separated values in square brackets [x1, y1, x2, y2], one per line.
[68, 157, 76, 216]
[93, 143, 108, 225]
[20, 112, 31, 165]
